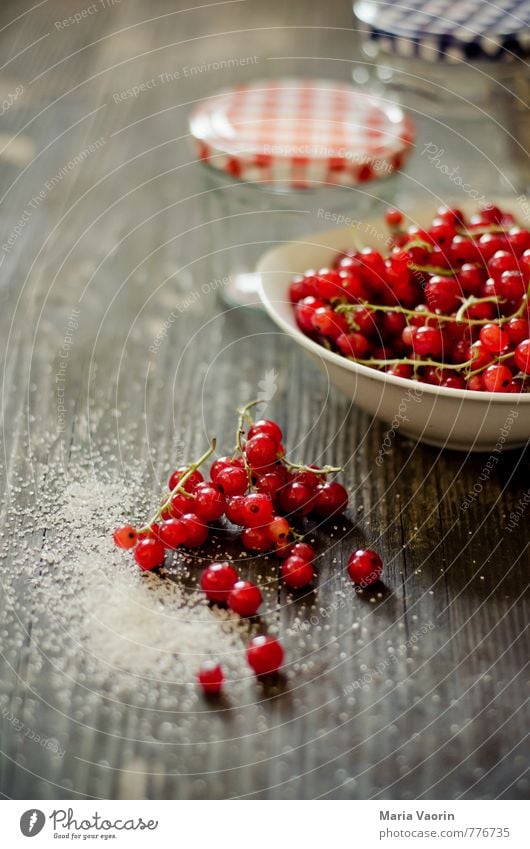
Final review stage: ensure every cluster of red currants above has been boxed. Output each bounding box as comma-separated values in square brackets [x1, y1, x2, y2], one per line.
[290, 204, 530, 393]
[113, 401, 377, 695]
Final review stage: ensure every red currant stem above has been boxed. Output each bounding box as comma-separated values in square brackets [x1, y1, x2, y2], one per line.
[234, 399, 265, 486]
[353, 356, 474, 371]
[337, 292, 526, 327]
[138, 438, 217, 532]
[455, 294, 505, 323]
[402, 238, 433, 252]
[281, 458, 343, 474]
[408, 263, 456, 277]
[467, 350, 515, 379]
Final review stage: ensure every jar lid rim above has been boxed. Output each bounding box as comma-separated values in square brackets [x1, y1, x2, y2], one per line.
[189, 78, 415, 189]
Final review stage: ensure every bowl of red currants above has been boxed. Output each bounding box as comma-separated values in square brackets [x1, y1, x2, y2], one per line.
[258, 200, 530, 451]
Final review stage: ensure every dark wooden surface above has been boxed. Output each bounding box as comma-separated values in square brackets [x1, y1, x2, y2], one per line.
[0, 0, 528, 800]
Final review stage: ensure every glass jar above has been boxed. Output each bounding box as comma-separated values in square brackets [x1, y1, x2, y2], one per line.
[189, 79, 415, 306]
[353, 1, 530, 200]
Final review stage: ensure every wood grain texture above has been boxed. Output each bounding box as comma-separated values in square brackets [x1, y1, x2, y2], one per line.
[0, 0, 528, 801]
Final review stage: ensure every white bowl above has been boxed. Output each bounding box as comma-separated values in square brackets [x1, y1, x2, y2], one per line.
[257, 208, 530, 452]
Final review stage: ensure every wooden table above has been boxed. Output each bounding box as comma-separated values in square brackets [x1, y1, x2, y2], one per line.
[0, 0, 528, 800]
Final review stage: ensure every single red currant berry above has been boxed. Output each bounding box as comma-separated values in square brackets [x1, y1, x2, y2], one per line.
[268, 515, 291, 543]
[239, 493, 274, 528]
[337, 332, 370, 359]
[281, 556, 314, 589]
[481, 364, 513, 392]
[158, 519, 187, 549]
[467, 341, 493, 370]
[313, 268, 344, 300]
[200, 562, 239, 603]
[514, 338, 530, 374]
[134, 539, 165, 571]
[240, 526, 272, 552]
[228, 580, 262, 617]
[458, 263, 485, 296]
[225, 495, 246, 525]
[247, 418, 283, 445]
[311, 306, 347, 340]
[386, 363, 413, 379]
[441, 374, 466, 390]
[424, 276, 461, 313]
[467, 374, 484, 391]
[291, 469, 323, 490]
[312, 482, 348, 518]
[245, 433, 279, 470]
[113, 525, 138, 549]
[192, 482, 226, 522]
[347, 549, 383, 586]
[169, 492, 191, 518]
[256, 469, 287, 501]
[412, 326, 444, 358]
[197, 661, 223, 695]
[479, 323, 510, 355]
[180, 513, 209, 547]
[498, 270, 527, 300]
[275, 540, 294, 559]
[508, 227, 530, 254]
[506, 318, 530, 346]
[279, 481, 315, 517]
[215, 465, 248, 496]
[246, 635, 284, 676]
[385, 208, 403, 228]
[168, 467, 203, 492]
[290, 542, 315, 561]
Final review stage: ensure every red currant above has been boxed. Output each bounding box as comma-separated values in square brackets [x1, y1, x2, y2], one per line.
[240, 493, 274, 528]
[240, 526, 272, 552]
[246, 635, 284, 676]
[134, 539, 165, 571]
[245, 433, 279, 470]
[337, 332, 370, 358]
[197, 661, 223, 695]
[215, 465, 248, 496]
[424, 276, 461, 313]
[247, 419, 283, 445]
[313, 482, 348, 518]
[201, 562, 239, 603]
[228, 580, 262, 617]
[514, 339, 530, 374]
[347, 549, 383, 586]
[291, 542, 315, 561]
[158, 519, 187, 549]
[481, 364, 513, 392]
[225, 494, 247, 525]
[192, 482, 226, 522]
[268, 515, 291, 543]
[385, 208, 403, 228]
[479, 324, 510, 354]
[168, 467, 203, 492]
[113, 525, 138, 549]
[279, 481, 315, 517]
[180, 513, 209, 547]
[281, 556, 314, 589]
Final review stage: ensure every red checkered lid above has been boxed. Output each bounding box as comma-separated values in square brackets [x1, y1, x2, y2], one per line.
[189, 78, 415, 188]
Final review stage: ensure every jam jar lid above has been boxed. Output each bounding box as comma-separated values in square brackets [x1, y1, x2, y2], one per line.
[354, 0, 530, 62]
[189, 78, 415, 188]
